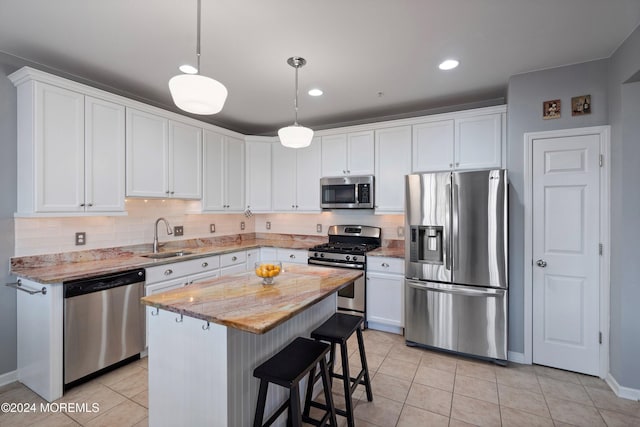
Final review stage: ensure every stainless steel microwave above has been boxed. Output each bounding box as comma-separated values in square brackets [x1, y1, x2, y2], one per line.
[320, 176, 374, 209]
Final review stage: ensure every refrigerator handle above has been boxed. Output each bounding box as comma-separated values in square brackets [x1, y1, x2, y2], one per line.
[406, 280, 505, 297]
[444, 183, 452, 271]
[451, 181, 459, 272]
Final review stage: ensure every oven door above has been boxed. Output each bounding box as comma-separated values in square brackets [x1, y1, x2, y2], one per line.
[337, 274, 365, 315]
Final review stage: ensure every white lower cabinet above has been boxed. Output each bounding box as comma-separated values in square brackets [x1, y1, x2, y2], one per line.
[260, 247, 278, 261]
[220, 250, 247, 276]
[366, 257, 405, 334]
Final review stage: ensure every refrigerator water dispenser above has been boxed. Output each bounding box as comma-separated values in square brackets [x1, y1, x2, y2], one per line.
[409, 225, 443, 264]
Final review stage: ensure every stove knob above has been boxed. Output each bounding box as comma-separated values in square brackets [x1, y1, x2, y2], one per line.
[320, 253, 325, 258]
[352, 256, 358, 261]
[314, 252, 318, 257]
[346, 256, 351, 261]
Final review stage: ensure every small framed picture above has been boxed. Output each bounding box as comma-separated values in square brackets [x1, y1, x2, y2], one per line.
[572, 95, 591, 116]
[543, 99, 561, 120]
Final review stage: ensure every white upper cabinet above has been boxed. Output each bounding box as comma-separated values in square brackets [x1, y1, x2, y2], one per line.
[412, 110, 504, 173]
[272, 138, 321, 212]
[375, 126, 412, 213]
[321, 131, 374, 177]
[126, 108, 169, 198]
[12, 76, 125, 215]
[84, 96, 125, 212]
[202, 130, 245, 212]
[245, 140, 272, 213]
[454, 113, 502, 170]
[126, 108, 202, 199]
[412, 120, 454, 172]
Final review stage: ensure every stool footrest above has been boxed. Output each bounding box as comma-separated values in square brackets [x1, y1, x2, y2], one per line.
[330, 368, 368, 397]
[262, 400, 288, 427]
[308, 400, 348, 419]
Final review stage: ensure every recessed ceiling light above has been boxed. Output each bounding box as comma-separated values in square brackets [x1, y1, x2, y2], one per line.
[439, 59, 459, 70]
[308, 88, 323, 96]
[178, 64, 198, 74]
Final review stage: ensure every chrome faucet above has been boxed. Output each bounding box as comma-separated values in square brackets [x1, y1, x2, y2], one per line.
[153, 217, 173, 253]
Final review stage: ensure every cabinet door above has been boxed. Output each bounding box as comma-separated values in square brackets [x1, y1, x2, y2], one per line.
[295, 138, 321, 212]
[126, 108, 169, 197]
[321, 134, 348, 177]
[85, 97, 125, 212]
[224, 136, 245, 211]
[454, 113, 502, 170]
[375, 126, 411, 213]
[412, 120, 454, 172]
[169, 120, 202, 199]
[276, 248, 308, 264]
[260, 247, 278, 261]
[35, 82, 85, 212]
[246, 249, 260, 270]
[245, 141, 272, 212]
[220, 264, 247, 276]
[347, 131, 375, 175]
[186, 270, 220, 286]
[366, 272, 404, 327]
[202, 130, 225, 211]
[272, 143, 297, 211]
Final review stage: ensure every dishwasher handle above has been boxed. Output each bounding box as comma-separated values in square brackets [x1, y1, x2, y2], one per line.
[64, 269, 145, 298]
[406, 280, 505, 297]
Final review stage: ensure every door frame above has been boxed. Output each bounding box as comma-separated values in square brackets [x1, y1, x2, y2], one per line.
[523, 126, 610, 378]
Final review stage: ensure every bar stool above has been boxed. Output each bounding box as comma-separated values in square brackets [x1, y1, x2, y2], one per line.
[305, 313, 373, 427]
[253, 337, 337, 427]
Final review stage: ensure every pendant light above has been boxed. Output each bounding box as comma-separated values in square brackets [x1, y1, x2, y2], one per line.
[278, 57, 314, 148]
[168, 0, 227, 115]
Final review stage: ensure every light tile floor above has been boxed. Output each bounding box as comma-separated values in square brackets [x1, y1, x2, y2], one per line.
[1, 329, 639, 426]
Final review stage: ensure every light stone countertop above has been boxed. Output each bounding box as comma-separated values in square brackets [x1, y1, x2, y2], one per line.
[141, 263, 362, 334]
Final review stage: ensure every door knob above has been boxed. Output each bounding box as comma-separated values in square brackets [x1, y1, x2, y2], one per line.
[536, 259, 547, 268]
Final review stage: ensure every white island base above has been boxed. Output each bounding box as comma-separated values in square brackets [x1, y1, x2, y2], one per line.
[147, 295, 336, 427]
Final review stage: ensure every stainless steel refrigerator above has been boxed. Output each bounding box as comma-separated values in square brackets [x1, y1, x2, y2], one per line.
[404, 169, 508, 362]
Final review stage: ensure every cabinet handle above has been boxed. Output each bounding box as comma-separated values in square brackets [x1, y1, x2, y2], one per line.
[342, 170, 346, 174]
[292, 204, 295, 208]
[295, 205, 299, 208]
[231, 256, 237, 261]
[164, 269, 173, 276]
[170, 191, 175, 195]
[347, 170, 351, 174]
[87, 203, 93, 207]
[80, 203, 85, 207]
[290, 254, 296, 259]
[202, 262, 209, 268]
[166, 190, 170, 195]
[381, 262, 390, 268]
[449, 163, 453, 168]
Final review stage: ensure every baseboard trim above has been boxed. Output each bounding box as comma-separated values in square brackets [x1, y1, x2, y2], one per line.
[366, 322, 403, 335]
[606, 373, 640, 401]
[0, 370, 18, 388]
[508, 351, 526, 364]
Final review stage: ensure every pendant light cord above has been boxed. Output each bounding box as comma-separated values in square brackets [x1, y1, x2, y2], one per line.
[293, 64, 299, 126]
[196, 0, 201, 74]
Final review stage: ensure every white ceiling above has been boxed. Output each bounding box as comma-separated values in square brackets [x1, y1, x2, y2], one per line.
[1, 0, 639, 135]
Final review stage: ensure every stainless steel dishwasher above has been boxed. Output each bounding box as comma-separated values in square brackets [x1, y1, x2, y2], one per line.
[63, 269, 145, 388]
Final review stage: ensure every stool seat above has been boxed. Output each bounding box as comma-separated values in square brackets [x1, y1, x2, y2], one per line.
[254, 337, 330, 388]
[253, 337, 337, 427]
[310, 313, 362, 343]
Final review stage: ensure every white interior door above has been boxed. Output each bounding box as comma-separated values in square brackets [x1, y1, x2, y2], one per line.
[532, 133, 600, 375]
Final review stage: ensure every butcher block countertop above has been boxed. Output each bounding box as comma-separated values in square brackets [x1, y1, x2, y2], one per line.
[141, 263, 362, 334]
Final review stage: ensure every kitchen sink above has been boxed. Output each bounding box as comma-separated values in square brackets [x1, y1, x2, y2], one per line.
[141, 251, 193, 259]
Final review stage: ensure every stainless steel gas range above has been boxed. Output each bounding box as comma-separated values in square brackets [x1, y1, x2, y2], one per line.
[308, 225, 382, 324]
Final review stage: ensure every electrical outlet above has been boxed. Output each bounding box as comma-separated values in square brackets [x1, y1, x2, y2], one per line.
[241, 221, 245, 231]
[266, 221, 271, 230]
[75, 232, 86, 246]
[316, 224, 322, 233]
[174, 226, 184, 236]
[210, 224, 216, 233]
[397, 226, 405, 238]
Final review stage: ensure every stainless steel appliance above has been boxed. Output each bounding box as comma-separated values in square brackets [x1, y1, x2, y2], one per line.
[405, 170, 508, 362]
[308, 225, 381, 323]
[63, 269, 146, 388]
[320, 176, 374, 209]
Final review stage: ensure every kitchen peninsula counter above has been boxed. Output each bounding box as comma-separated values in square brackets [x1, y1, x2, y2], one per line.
[141, 263, 362, 334]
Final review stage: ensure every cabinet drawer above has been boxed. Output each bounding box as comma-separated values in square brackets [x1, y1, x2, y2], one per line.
[220, 251, 246, 267]
[276, 248, 308, 264]
[188, 255, 220, 273]
[367, 257, 404, 274]
[146, 261, 195, 283]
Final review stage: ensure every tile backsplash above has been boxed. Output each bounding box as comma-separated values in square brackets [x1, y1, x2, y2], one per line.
[14, 199, 404, 256]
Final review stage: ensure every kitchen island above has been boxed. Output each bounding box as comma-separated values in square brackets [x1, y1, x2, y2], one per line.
[141, 263, 362, 427]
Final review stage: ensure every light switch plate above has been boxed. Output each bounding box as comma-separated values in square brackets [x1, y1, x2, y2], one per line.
[75, 232, 86, 246]
[174, 226, 184, 236]
[316, 224, 322, 233]
[397, 226, 405, 238]
[266, 221, 271, 230]
[241, 221, 245, 231]
[210, 224, 216, 233]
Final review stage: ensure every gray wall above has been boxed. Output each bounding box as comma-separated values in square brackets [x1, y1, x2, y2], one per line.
[0, 60, 17, 376]
[608, 24, 640, 390]
[505, 60, 610, 353]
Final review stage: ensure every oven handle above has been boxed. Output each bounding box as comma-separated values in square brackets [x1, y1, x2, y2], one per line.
[308, 259, 365, 270]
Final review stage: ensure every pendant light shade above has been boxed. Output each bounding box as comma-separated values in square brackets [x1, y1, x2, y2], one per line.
[168, 0, 227, 115]
[278, 57, 313, 148]
[278, 124, 314, 148]
[169, 74, 227, 115]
